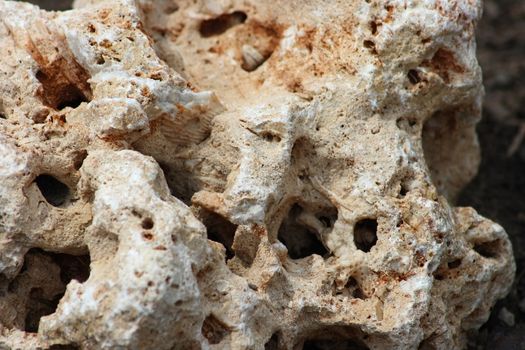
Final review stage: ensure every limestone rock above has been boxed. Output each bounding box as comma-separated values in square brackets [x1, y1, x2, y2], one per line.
[0, 0, 515, 349]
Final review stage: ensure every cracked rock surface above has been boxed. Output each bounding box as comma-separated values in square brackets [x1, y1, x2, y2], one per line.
[0, 0, 515, 349]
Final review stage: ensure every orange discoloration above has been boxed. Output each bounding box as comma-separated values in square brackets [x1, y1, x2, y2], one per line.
[422, 48, 464, 83]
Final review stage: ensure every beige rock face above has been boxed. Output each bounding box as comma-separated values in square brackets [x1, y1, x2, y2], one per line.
[0, 0, 515, 349]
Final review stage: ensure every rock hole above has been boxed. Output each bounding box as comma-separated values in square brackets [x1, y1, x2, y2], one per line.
[95, 55, 106, 65]
[142, 232, 154, 241]
[447, 259, 462, 269]
[202, 314, 231, 345]
[346, 277, 367, 299]
[35, 174, 71, 207]
[363, 40, 377, 54]
[433, 271, 445, 281]
[50, 251, 91, 285]
[241, 45, 272, 72]
[24, 288, 63, 333]
[363, 40, 375, 49]
[264, 331, 280, 350]
[72, 149, 88, 171]
[278, 204, 330, 259]
[421, 48, 463, 84]
[473, 240, 502, 259]
[399, 183, 409, 198]
[35, 69, 90, 110]
[17, 248, 90, 333]
[303, 339, 369, 350]
[49, 345, 80, 350]
[353, 219, 378, 252]
[261, 131, 281, 142]
[197, 209, 237, 260]
[397, 174, 415, 198]
[199, 11, 247, 37]
[369, 21, 380, 35]
[23, 0, 74, 11]
[407, 69, 421, 84]
[141, 217, 154, 230]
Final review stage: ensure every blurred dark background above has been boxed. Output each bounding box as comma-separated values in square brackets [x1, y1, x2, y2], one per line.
[460, 0, 525, 349]
[18, 0, 525, 348]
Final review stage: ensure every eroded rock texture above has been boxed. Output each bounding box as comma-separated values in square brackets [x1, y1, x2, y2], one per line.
[0, 0, 515, 349]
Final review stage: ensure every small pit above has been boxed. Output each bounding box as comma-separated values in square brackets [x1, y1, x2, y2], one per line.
[278, 204, 331, 259]
[197, 209, 238, 260]
[35, 68, 91, 110]
[302, 338, 370, 350]
[141, 217, 154, 230]
[473, 240, 502, 259]
[353, 219, 378, 253]
[202, 314, 231, 345]
[23, 0, 74, 11]
[447, 259, 462, 269]
[265, 332, 280, 350]
[300, 326, 370, 350]
[407, 69, 421, 84]
[9, 249, 91, 333]
[35, 174, 71, 207]
[199, 11, 247, 37]
[345, 277, 367, 299]
[72, 149, 88, 171]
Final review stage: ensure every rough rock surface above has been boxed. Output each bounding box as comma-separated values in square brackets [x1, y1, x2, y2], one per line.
[0, 0, 515, 349]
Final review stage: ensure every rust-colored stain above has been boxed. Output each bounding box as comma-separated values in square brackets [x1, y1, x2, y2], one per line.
[422, 48, 464, 83]
[26, 24, 92, 111]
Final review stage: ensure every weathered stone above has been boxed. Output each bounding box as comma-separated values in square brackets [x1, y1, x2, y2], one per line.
[0, 0, 515, 349]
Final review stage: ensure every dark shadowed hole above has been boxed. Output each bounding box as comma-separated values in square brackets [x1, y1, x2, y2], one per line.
[261, 131, 281, 142]
[49, 345, 80, 350]
[278, 204, 330, 259]
[21, 248, 90, 333]
[354, 219, 378, 252]
[0, 274, 8, 297]
[303, 339, 370, 350]
[363, 40, 377, 54]
[199, 11, 247, 37]
[407, 69, 421, 84]
[473, 240, 501, 259]
[35, 174, 71, 207]
[398, 179, 410, 198]
[24, 288, 63, 333]
[202, 314, 231, 345]
[35, 70, 89, 110]
[369, 21, 379, 35]
[418, 333, 439, 350]
[448, 259, 462, 269]
[363, 40, 375, 49]
[433, 272, 445, 281]
[22, 0, 73, 11]
[50, 251, 91, 285]
[345, 277, 367, 299]
[198, 209, 237, 260]
[301, 326, 370, 350]
[265, 331, 280, 350]
[141, 217, 154, 230]
[72, 149, 88, 171]
[397, 174, 416, 198]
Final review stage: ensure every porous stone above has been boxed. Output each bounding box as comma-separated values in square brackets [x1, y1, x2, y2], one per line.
[0, 0, 515, 349]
